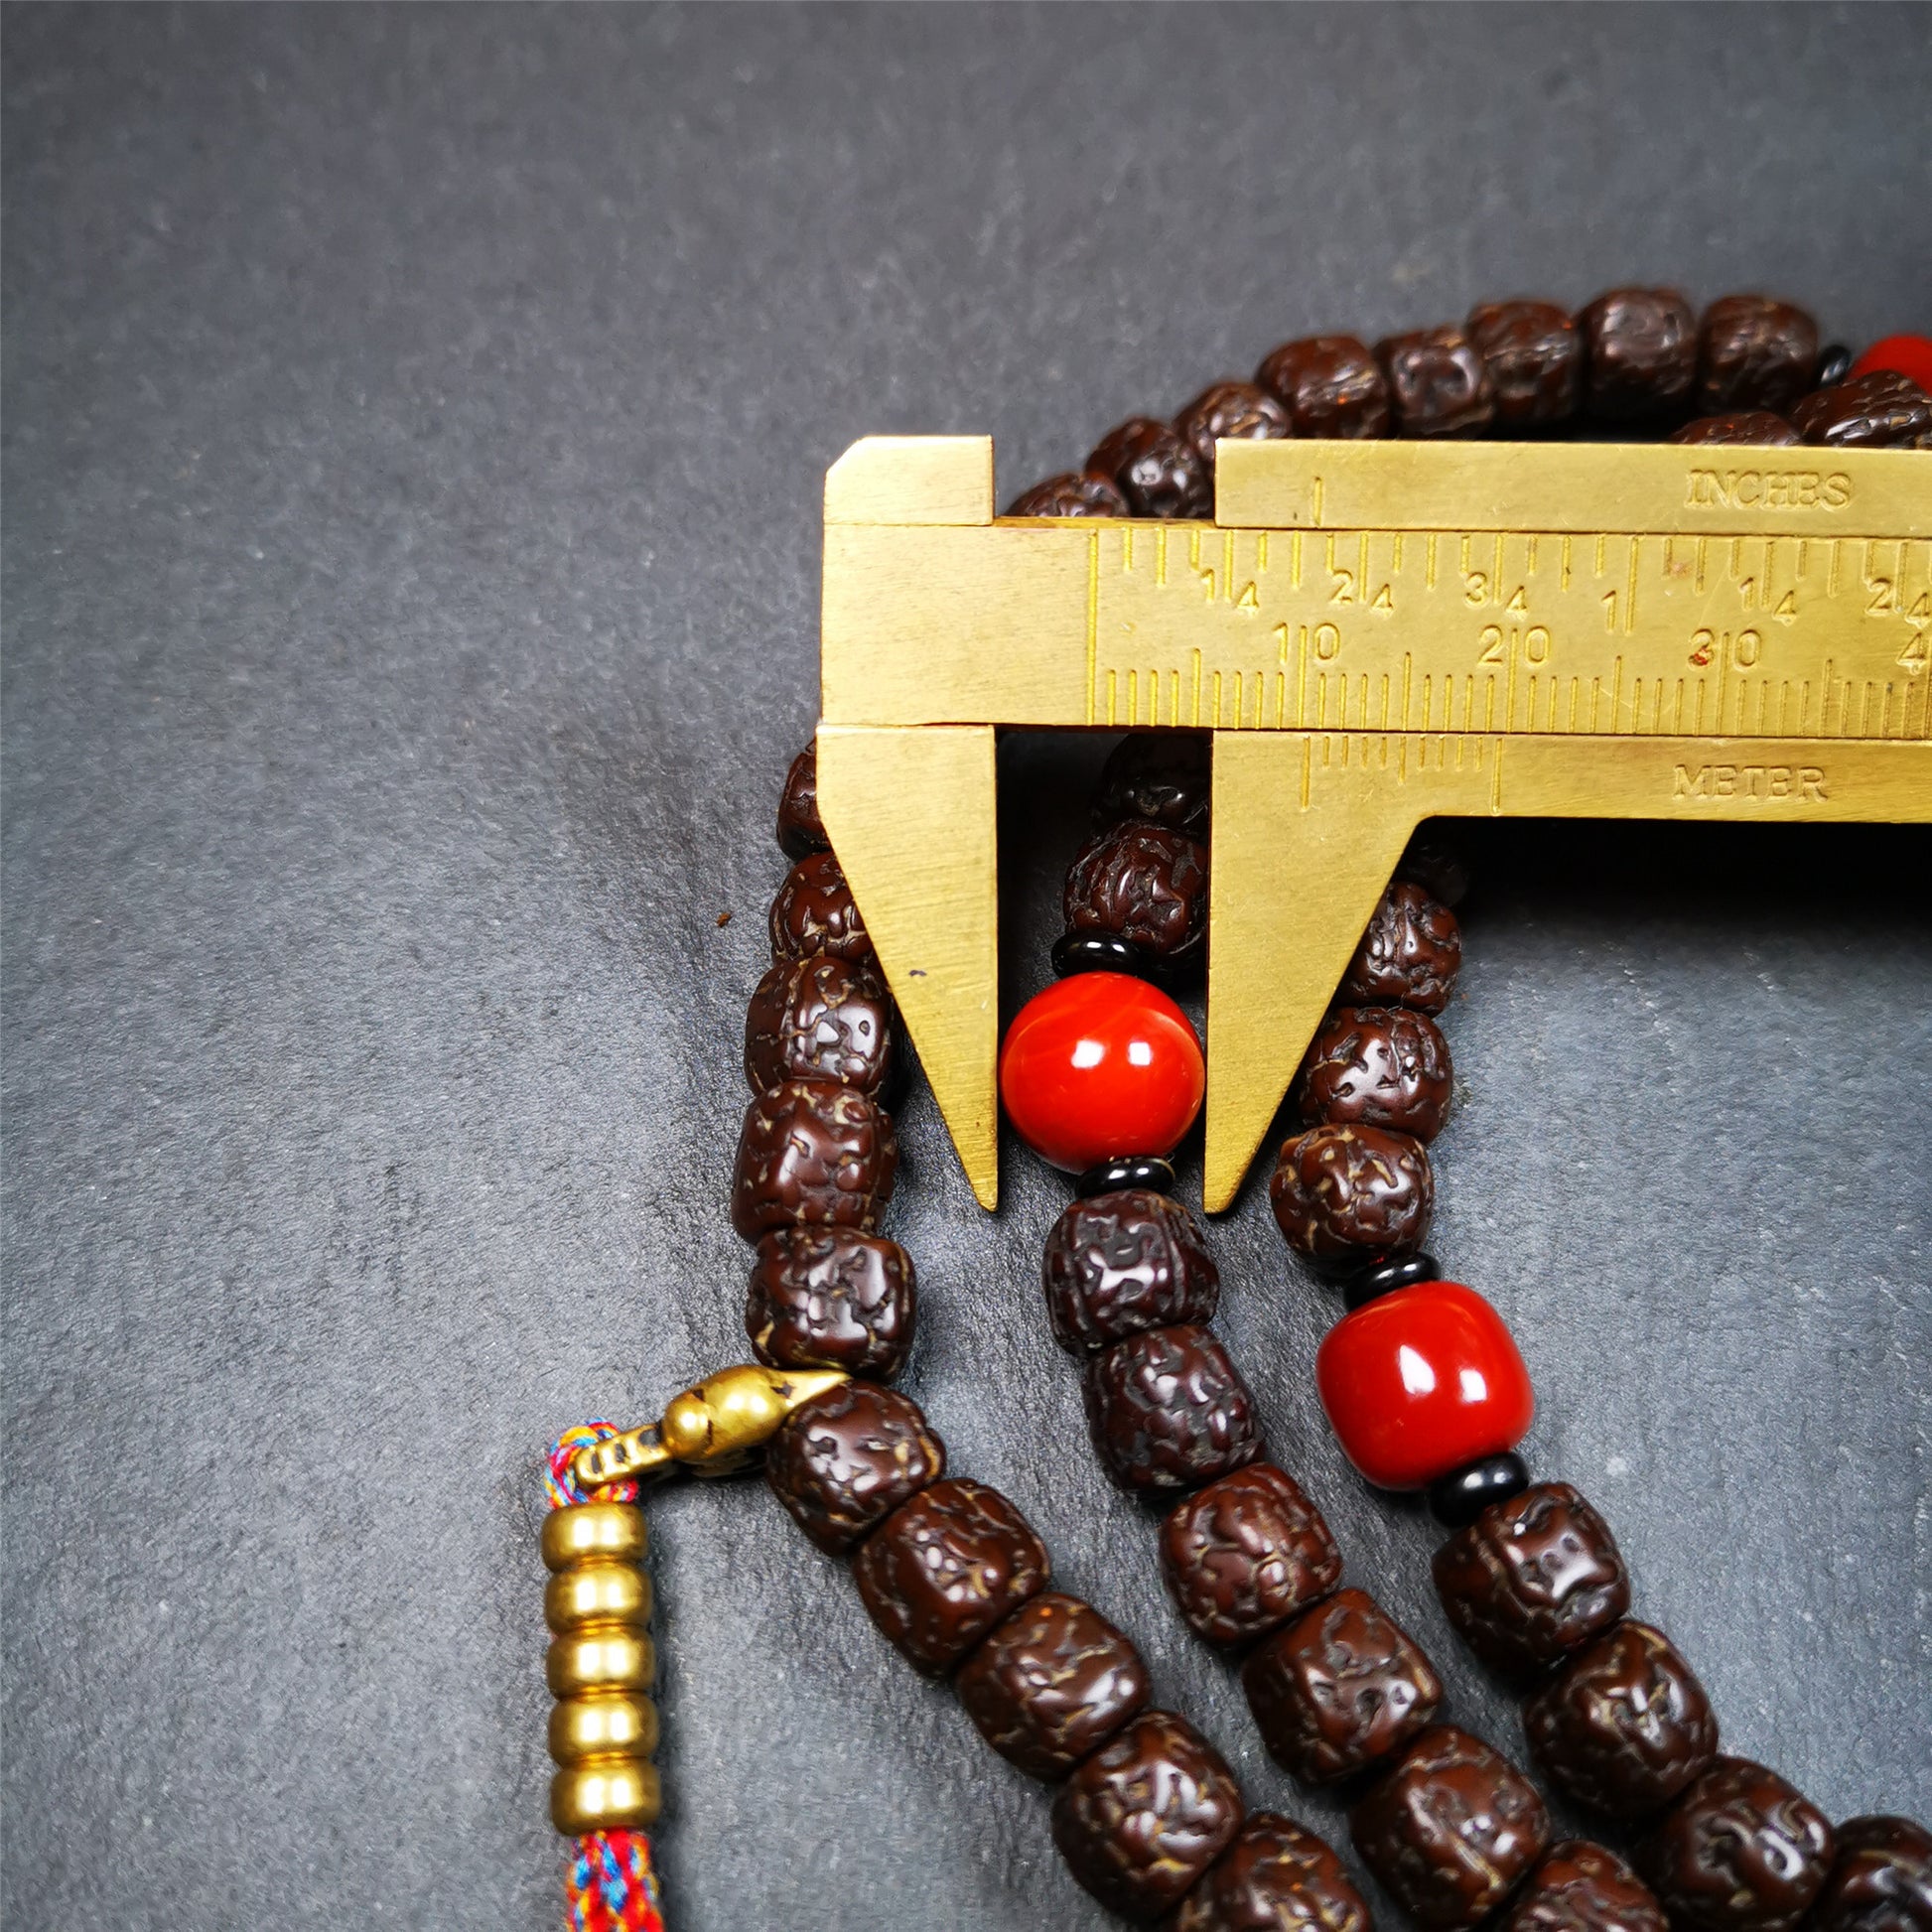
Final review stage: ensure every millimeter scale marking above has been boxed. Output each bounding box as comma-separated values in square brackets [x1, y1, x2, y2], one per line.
[813, 435, 1932, 1213]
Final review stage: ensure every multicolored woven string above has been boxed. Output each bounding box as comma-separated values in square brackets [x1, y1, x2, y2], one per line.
[547, 1422, 666, 1932]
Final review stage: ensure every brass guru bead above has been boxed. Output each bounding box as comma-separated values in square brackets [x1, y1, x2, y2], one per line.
[541, 1500, 660, 1833]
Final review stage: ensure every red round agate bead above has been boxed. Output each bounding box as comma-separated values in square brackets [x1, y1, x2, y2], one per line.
[1000, 973, 1204, 1173]
[1850, 334, 1932, 392]
[1315, 1281, 1534, 1491]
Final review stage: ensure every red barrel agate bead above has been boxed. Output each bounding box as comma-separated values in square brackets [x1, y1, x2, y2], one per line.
[1000, 973, 1204, 1173]
[1850, 334, 1932, 393]
[1316, 1281, 1534, 1491]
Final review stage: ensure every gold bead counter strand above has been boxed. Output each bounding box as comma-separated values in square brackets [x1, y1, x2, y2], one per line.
[540, 1500, 661, 1835]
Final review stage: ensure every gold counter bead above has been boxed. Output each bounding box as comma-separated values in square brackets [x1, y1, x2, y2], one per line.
[549, 1691, 660, 1766]
[541, 1501, 647, 1574]
[550, 1755, 661, 1835]
[546, 1626, 656, 1699]
[544, 1559, 652, 1634]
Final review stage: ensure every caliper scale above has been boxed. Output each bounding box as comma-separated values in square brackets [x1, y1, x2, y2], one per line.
[813, 436, 1931, 1214]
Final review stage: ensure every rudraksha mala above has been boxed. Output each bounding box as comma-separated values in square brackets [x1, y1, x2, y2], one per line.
[539, 295, 1931, 1931]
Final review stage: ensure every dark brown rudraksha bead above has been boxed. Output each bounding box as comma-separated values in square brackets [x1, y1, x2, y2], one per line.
[775, 743, 827, 859]
[1636, 1757, 1835, 1932]
[1051, 1709, 1244, 1921]
[1241, 1587, 1443, 1783]
[1298, 1006, 1452, 1141]
[1581, 288, 1698, 424]
[1524, 1621, 1719, 1819]
[1007, 471, 1130, 517]
[1088, 417, 1213, 519]
[1467, 301, 1582, 430]
[1042, 1188, 1220, 1354]
[767, 849, 873, 963]
[852, 1476, 1049, 1677]
[1083, 1324, 1263, 1494]
[1270, 1124, 1434, 1267]
[745, 953, 896, 1097]
[1432, 1481, 1630, 1678]
[1697, 296, 1819, 415]
[1256, 336, 1392, 439]
[730, 1077, 897, 1241]
[1064, 822, 1209, 972]
[1350, 1725, 1551, 1931]
[764, 1381, 944, 1555]
[1667, 412, 1802, 447]
[1172, 1811, 1371, 1932]
[1377, 326, 1496, 438]
[1501, 1840, 1669, 1932]
[1793, 371, 1932, 449]
[1160, 1462, 1341, 1649]
[955, 1590, 1150, 1780]
[1809, 1816, 1932, 1932]
[746, 1226, 916, 1379]
[1095, 731, 1212, 838]
[1173, 380, 1294, 469]
[1340, 881, 1461, 1014]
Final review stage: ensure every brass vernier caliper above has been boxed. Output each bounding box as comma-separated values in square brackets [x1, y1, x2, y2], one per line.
[813, 437, 1931, 1213]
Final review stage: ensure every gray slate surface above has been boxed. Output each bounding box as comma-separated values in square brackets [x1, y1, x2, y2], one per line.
[4, 6, 1929, 1928]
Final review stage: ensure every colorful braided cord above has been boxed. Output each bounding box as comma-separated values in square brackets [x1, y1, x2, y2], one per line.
[548, 1422, 663, 1932]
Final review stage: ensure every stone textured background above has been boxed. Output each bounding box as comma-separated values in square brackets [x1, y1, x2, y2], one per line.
[4, 6, 1928, 1928]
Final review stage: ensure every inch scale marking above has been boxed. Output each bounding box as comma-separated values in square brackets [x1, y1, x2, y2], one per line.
[813, 435, 1932, 1212]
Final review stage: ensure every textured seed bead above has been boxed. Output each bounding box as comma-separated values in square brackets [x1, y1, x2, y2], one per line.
[852, 1477, 1049, 1677]
[1256, 335, 1392, 438]
[1467, 300, 1582, 429]
[775, 744, 828, 859]
[730, 1077, 897, 1241]
[1160, 1462, 1342, 1648]
[1793, 371, 1932, 449]
[1007, 472, 1130, 517]
[746, 1226, 915, 1379]
[1317, 1281, 1535, 1491]
[1063, 821, 1209, 973]
[1173, 1812, 1371, 1932]
[1636, 1757, 1835, 1932]
[1524, 1621, 1720, 1819]
[1241, 1587, 1443, 1783]
[1581, 288, 1699, 424]
[1378, 326, 1496, 437]
[1173, 379, 1294, 469]
[745, 953, 897, 1096]
[1087, 417, 1213, 519]
[1083, 1324, 1263, 1494]
[1271, 1124, 1435, 1269]
[764, 1381, 945, 1555]
[1050, 1709, 1244, 1921]
[1299, 1006, 1452, 1141]
[1350, 1725, 1552, 1931]
[767, 849, 873, 963]
[1094, 731, 1213, 838]
[1339, 881, 1461, 1014]
[1667, 412, 1802, 447]
[1807, 1816, 1932, 1932]
[1432, 1481, 1631, 1679]
[1697, 296, 1819, 415]
[954, 1590, 1151, 1780]
[1501, 1841, 1669, 1932]
[1041, 1188, 1220, 1354]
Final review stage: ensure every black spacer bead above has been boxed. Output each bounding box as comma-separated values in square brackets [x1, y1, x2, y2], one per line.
[1051, 932, 1150, 979]
[1814, 344, 1853, 390]
[1428, 1450, 1531, 1529]
[1074, 1155, 1175, 1198]
[1336, 1252, 1445, 1313]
